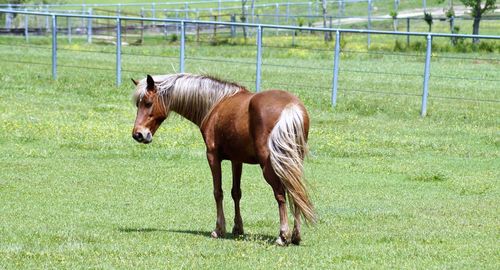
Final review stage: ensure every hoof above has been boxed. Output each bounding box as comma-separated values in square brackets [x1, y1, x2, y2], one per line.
[211, 230, 225, 239]
[291, 231, 301, 245]
[232, 226, 244, 237]
[275, 236, 291, 246]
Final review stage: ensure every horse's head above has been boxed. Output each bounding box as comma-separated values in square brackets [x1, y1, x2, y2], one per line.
[131, 75, 167, 144]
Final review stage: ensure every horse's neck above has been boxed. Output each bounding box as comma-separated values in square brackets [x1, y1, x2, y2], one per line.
[170, 103, 207, 127]
[168, 86, 243, 126]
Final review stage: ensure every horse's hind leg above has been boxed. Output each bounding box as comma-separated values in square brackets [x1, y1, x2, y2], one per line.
[291, 203, 301, 245]
[207, 152, 226, 238]
[262, 158, 291, 246]
[231, 161, 244, 237]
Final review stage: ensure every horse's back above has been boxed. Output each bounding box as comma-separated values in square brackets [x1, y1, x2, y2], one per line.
[250, 89, 305, 114]
[249, 89, 309, 133]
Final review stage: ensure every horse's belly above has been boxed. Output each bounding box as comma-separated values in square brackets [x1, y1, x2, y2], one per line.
[219, 139, 259, 164]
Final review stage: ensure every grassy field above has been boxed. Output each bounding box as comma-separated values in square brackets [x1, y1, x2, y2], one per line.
[0, 31, 499, 269]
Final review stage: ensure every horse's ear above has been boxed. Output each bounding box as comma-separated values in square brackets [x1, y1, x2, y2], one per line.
[131, 78, 138, 86]
[146, 75, 156, 92]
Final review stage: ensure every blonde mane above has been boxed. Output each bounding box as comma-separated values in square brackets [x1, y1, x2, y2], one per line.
[134, 73, 248, 125]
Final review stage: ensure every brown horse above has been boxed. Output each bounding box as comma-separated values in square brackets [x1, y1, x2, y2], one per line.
[131, 73, 315, 245]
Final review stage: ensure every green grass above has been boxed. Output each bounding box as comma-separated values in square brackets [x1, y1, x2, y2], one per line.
[0, 33, 499, 269]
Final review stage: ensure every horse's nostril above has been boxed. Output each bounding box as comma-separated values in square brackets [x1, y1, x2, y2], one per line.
[133, 132, 143, 141]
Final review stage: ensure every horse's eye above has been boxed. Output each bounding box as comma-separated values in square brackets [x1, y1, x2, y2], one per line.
[145, 102, 153, 108]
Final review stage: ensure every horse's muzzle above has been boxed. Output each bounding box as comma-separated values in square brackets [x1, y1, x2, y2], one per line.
[132, 131, 152, 144]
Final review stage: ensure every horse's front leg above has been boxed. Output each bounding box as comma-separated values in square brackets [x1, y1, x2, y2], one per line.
[207, 152, 226, 238]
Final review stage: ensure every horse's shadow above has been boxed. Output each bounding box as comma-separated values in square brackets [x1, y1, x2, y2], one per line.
[118, 227, 275, 244]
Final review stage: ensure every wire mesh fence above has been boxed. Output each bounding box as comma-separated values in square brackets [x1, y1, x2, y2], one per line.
[0, 9, 498, 117]
[4, 0, 499, 38]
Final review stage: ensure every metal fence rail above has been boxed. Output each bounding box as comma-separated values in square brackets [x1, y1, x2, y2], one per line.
[0, 9, 499, 117]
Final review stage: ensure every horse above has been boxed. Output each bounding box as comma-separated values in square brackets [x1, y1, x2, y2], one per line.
[131, 73, 315, 245]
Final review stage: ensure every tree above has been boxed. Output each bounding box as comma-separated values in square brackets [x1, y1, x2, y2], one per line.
[321, 0, 332, 41]
[445, 5, 458, 45]
[250, 0, 256, 23]
[390, 10, 398, 31]
[1, 0, 29, 26]
[459, 0, 496, 43]
[240, 0, 256, 40]
[241, 0, 248, 39]
[423, 12, 433, 32]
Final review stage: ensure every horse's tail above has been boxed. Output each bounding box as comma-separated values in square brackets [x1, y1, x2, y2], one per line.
[268, 103, 316, 224]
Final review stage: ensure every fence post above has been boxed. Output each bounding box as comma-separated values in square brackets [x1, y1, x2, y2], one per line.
[406, 17, 410, 46]
[52, 15, 57, 80]
[329, 16, 332, 30]
[24, 10, 29, 42]
[87, 8, 92, 43]
[367, 0, 372, 48]
[308, 2, 312, 20]
[251, 3, 255, 23]
[180, 21, 185, 73]
[116, 18, 122, 86]
[140, 8, 144, 44]
[82, 4, 86, 29]
[230, 14, 236, 38]
[218, 0, 222, 21]
[255, 26, 263, 92]
[421, 34, 432, 117]
[5, 4, 12, 29]
[332, 30, 341, 107]
[337, 1, 342, 27]
[67, 17, 71, 43]
[286, 2, 290, 23]
[450, 16, 455, 45]
[395, 0, 400, 11]
[45, 5, 50, 33]
[275, 3, 279, 34]
[176, 17, 180, 35]
[152, 3, 156, 27]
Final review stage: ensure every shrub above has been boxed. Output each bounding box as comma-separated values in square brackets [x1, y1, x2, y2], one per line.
[393, 39, 406, 52]
[169, 34, 178, 43]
